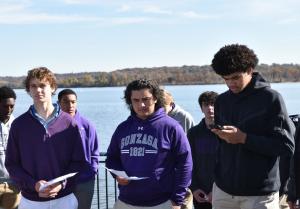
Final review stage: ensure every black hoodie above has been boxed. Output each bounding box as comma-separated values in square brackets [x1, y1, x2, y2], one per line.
[214, 72, 295, 196]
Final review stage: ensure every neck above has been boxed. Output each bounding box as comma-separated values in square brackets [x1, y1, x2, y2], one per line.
[33, 101, 55, 120]
[204, 117, 214, 128]
[0, 116, 9, 124]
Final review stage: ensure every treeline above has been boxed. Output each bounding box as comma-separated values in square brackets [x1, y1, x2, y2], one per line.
[1, 64, 300, 89]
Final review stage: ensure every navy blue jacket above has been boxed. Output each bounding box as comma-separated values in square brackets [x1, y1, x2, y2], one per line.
[214, 72, 295, 196]
[188, 119, 219, 194]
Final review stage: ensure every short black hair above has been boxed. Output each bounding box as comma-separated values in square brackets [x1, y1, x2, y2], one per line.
[124, 79, 165, 112]
[0, 86, 16, 102]
[198, 91, 218, 108]
[58, 89, 77, 102]
[211, 44, 259, 76]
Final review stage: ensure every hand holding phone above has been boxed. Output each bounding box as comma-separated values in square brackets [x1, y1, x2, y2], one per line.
[209, 124, 224, 130]
[199, 193, 208, 200]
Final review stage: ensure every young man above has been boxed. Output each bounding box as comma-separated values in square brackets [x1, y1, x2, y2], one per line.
[58, 88, 99, 209]
[210, 44, 295, 209]
[188, 91, 219, 209]
[163, 90, 195, 133]
[163, 89, 195, 209]
[106, 79, 192, 209]
[288, 117, 300, 209]
[0, 86, 20, 209]
[5, 67, 87, 209]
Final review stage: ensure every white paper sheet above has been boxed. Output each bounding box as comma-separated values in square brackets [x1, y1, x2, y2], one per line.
[39, 172, 78, 191]
[103, 166, 148, 180]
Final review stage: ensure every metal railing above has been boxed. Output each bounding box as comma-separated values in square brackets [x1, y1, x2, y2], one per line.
[91, 152, 117, 209]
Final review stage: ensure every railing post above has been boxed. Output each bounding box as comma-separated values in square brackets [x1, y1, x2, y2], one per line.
[114, 178, 117, 202]
[105, 169, 109, 209]
[93, 152, 117, 209]
[96, 173, 100, 209]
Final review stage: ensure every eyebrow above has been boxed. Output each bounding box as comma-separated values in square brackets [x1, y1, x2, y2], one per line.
[222, 74, 241, 80]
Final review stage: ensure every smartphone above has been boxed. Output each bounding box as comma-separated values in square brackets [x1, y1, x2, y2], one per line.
[209, 124, 224, 130]
[199, 193, 208, 200]
[199, 193, 205, 198]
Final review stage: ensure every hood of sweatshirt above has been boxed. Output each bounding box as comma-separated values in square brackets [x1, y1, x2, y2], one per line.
[228, 72, 270, 99]
[128, 107, 167, 124]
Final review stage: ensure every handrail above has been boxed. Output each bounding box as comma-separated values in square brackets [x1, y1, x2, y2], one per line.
[91, 152, 117, 209]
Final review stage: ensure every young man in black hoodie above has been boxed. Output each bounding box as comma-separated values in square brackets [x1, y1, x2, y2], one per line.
[210, 44, 295, 209]
[188, 91, 219, 209]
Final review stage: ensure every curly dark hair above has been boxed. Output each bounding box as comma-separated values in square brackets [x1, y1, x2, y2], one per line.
[24, 67, 57, 95]
[124, 79, 165, 112]
[0, 86, 16, 102]
[198, 91, 218, 108]
[211, 44, 259, 76]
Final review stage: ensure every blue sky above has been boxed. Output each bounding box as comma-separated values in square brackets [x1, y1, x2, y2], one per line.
[0, 0, 299, 76]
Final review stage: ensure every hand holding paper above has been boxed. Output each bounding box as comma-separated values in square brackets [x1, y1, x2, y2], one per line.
[103, 166, 148, 180]
[39, 172, 78, 192]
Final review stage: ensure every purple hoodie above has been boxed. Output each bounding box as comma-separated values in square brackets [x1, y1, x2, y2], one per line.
[5, 109, 87, 201]
[74, 111, 99, 182]
[106, 108, 192, 206]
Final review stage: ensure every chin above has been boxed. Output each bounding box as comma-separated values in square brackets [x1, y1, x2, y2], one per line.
[230, 89, 239, 94]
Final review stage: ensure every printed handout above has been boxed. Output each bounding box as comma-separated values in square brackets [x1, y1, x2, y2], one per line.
[39, 172, 78, 191]
[103, 166, 148, 180]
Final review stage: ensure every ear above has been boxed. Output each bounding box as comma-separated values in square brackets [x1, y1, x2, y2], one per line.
[247, 68, 253, 75]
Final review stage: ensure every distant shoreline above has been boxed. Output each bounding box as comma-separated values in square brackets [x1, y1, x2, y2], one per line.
[1, 64, 300, 88]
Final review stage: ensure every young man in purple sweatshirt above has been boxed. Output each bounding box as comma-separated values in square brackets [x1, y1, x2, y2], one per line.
[58, 88, 99, 209]
[5, 67, 87, 209]
[106, 79, 193, 209]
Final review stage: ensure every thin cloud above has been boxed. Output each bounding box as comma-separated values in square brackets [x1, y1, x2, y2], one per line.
[116, 4, 173, 15]
[142, 5, 173, 15]
[0, 4, 25, 13]
[0, 13, 102, 24]
[0, 9, 151, 25]
[0, 0, 31, 12]
[63, 0, 98, 4]
[277, 17, 298, 25]
[111, 17, 151, 25]
[228, 0, 300, 19]
[115, 3, 217, 20]
[180, 11, 219, 20]
[0, 0, 151, 25]
[245, 1, 289, 16]
[117, 4, 131, 12]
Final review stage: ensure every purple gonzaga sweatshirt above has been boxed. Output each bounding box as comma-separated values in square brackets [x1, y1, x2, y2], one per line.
[5, 109, 87, 201]
[106, 108, 192, 206]
[74, 111, 99, 182]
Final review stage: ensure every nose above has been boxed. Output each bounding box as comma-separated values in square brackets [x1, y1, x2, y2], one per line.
[5, 106, 14, 114]
[226, 79, 234, 86]
[36, 86, 43, 92]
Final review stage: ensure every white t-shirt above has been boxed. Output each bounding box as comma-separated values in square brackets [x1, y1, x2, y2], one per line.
[0, 115, 14, 180]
